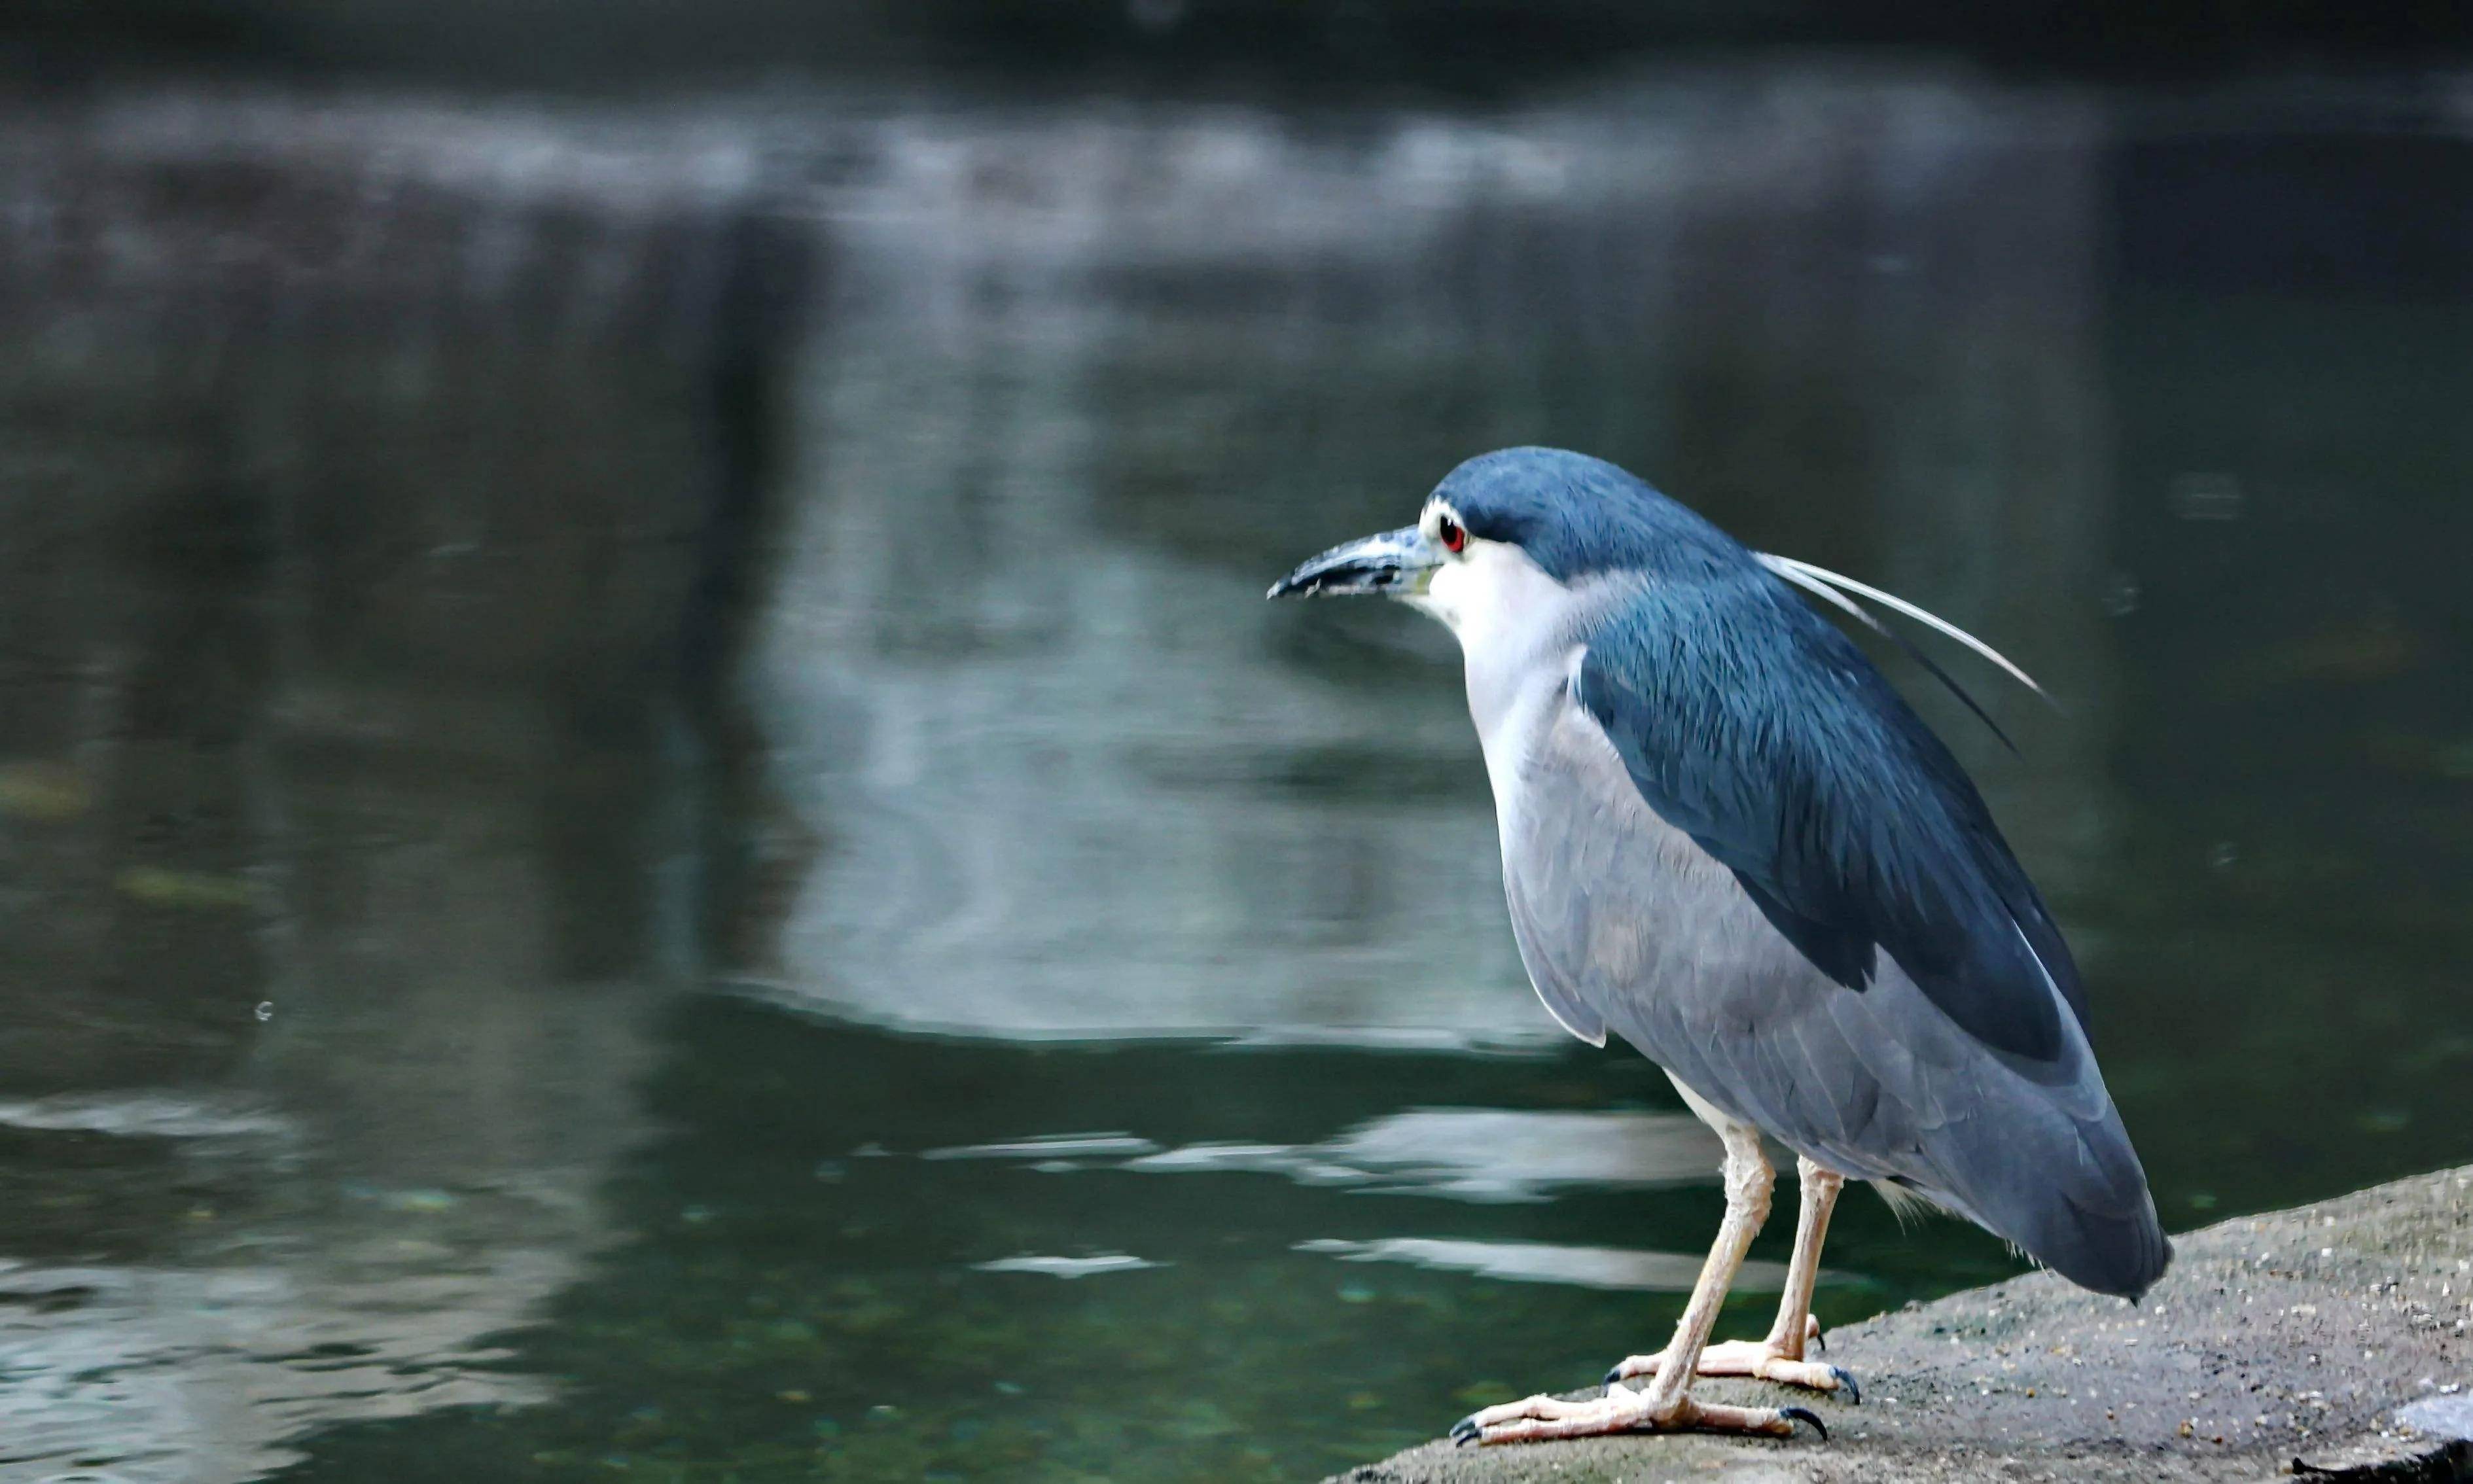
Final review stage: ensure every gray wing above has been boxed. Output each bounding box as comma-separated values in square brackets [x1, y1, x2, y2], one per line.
[1497, 688, 2169, 1298]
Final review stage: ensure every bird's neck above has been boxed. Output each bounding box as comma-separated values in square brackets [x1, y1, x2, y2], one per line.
[1410, 546, 1635, 803]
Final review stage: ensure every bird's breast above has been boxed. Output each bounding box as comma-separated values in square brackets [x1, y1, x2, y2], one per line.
[1468, 642, 1584, 830]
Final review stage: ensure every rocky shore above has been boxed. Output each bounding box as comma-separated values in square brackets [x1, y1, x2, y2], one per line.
[1334, 1166, 2473, 1483]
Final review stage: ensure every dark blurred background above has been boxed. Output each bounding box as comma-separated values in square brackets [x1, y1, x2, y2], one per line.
[0, 7, 2468, 1484]
[11, 0, 2473, 89]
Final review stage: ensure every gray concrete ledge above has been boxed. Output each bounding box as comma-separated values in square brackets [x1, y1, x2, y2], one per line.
[1331, 1166, 2473, 1483]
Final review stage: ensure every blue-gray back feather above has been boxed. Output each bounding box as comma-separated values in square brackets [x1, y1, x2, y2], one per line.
[1499, 684, 2169, 1298]
[1439, 448, 2087, 1058]
[1456, 448, 2168, 1297]
[1576, 576, 2085, 1062]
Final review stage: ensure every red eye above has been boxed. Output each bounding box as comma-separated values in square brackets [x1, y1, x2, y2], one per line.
[1437, 516, 1466, 554]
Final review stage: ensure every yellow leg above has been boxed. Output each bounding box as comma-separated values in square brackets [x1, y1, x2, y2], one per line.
[1766, 1157, 1844, 1358]
[1453, 1122, 1828, 1445]
[1604, 1156, 1856, 1401]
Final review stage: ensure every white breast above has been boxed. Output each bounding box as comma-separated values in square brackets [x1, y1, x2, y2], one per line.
[1406, 539, 1628, 824]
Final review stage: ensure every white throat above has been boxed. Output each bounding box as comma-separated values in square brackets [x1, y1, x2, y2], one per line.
[1404, 539, 1608, 807]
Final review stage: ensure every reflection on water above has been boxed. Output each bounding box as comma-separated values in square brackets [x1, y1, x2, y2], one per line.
[0, 66, 2467, 1484]
[925, 1108, 1727, 1202]
[970, 1253, 1162, 1279]
[757, 74, 2120, 1043]
[1296, 1238, 1804, 1294]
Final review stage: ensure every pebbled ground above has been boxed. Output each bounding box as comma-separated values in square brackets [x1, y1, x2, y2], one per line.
[1330, 1165, 2473, 1483]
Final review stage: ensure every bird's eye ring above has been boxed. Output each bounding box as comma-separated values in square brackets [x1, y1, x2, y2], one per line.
[1437, 516, 1466, 554]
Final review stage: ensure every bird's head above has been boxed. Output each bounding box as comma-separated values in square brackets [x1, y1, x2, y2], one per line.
[1269, 445, 2050, 732]
[1266, 447, 1739, 638]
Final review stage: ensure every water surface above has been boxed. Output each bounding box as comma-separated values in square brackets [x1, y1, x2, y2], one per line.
[0, 67, 2468, 1484]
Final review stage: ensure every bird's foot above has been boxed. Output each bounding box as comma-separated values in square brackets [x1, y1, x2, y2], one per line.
[1603, 1320, 1857, 1402]
[1451, 1383, 1825, 1446]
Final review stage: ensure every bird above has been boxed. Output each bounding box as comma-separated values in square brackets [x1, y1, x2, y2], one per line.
[1266, 448, 2168, 1446]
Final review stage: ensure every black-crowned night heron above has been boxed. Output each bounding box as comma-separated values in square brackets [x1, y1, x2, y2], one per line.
[1268, 448, 2168, 1445]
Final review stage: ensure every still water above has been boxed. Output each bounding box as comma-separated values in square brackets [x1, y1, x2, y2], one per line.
[0, 66, 2469, 1484]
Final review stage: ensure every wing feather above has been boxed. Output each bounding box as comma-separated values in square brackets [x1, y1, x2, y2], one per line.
[1571, 577, 2087, 1061]
[1489, 583, 2168, 1297]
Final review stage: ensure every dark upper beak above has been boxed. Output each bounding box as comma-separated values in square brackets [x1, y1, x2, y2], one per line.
[1266, 526, 1440, 599]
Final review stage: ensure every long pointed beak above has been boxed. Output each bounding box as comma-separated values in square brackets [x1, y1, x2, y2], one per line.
[1266, 526, 1441, 599]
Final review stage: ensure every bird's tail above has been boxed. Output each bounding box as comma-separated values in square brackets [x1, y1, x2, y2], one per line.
[1917, 1095, 2171, 1300]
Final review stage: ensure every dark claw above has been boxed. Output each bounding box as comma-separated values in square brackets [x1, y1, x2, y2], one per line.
[1602, 1365, 1624, 1390]
[1781, 1405, 1828, 1441]
[1450, 1416, 1482, 1447]
[1811, 1328, 1826, 1354]
[1830, 1366, 1861, 1405]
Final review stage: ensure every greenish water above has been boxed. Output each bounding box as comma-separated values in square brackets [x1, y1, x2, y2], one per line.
[0, 69, 2468, 1484]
